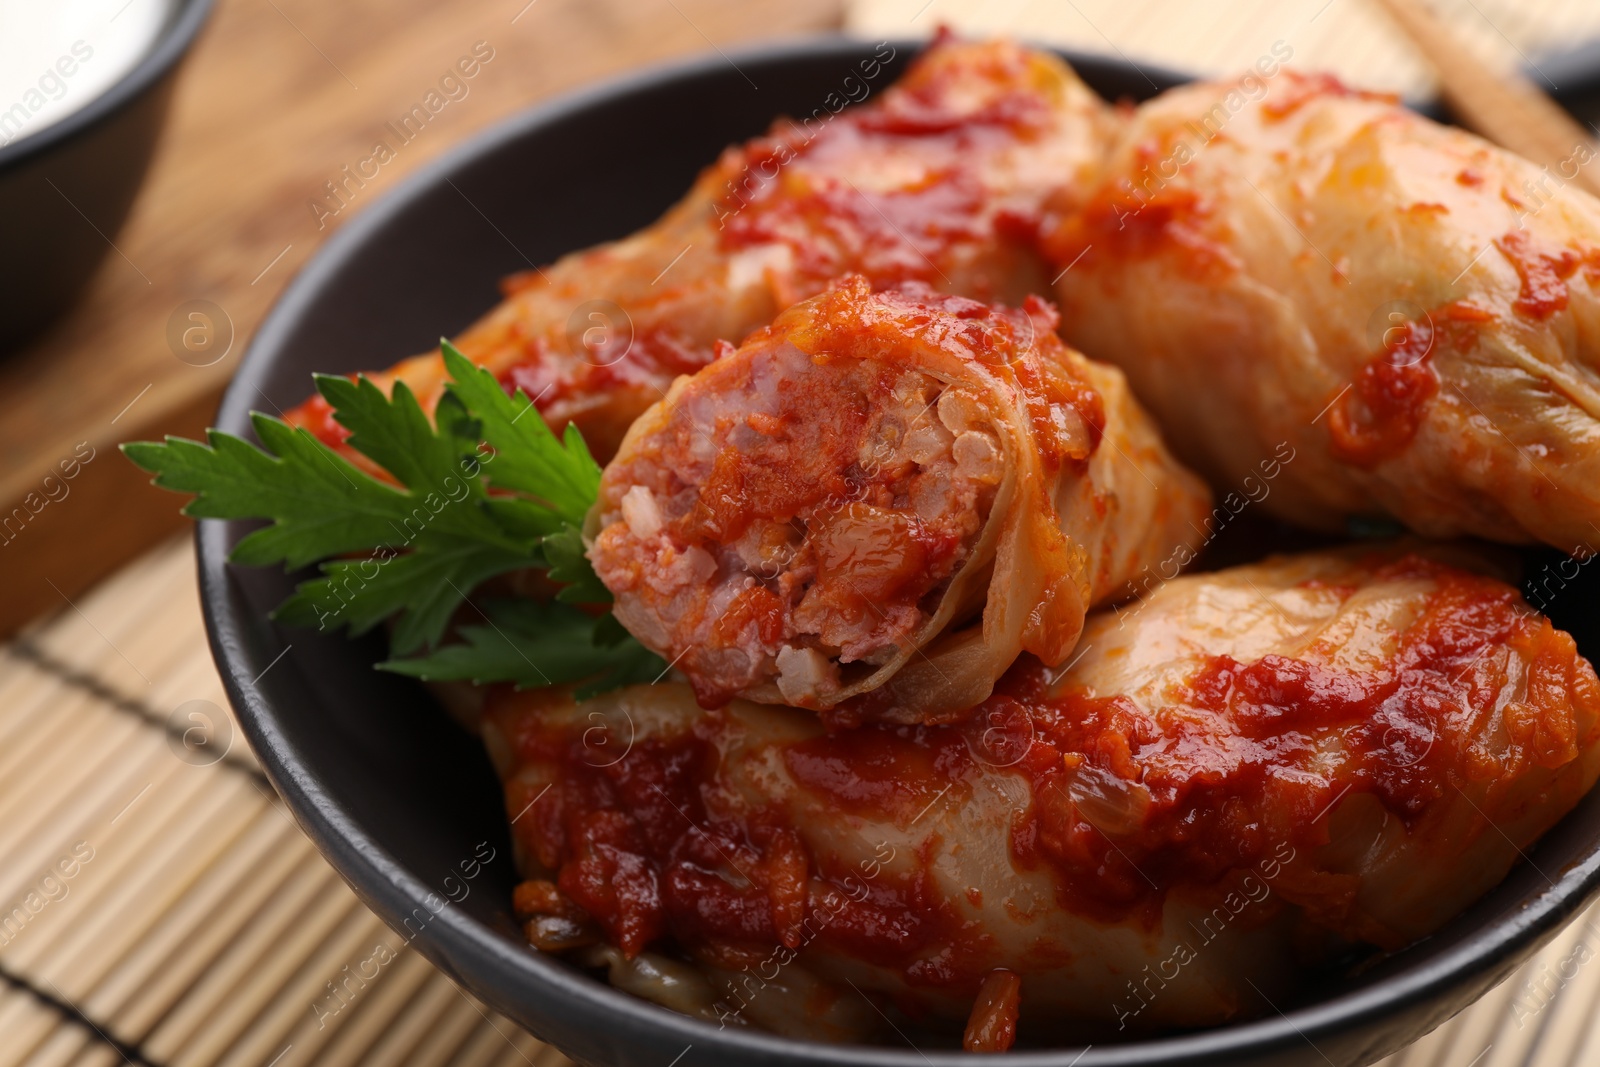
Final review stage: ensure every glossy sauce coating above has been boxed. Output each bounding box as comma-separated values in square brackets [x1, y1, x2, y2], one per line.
[492, 550, 1600, 1038]
[1004, 555, 1585, 914]
[718, 34, 1060, 304]
[498, 701, 978, 973]
[585, 275, 1188, 718]
[1047, 69, 1600, 551]
[285, 36, 1109, 464]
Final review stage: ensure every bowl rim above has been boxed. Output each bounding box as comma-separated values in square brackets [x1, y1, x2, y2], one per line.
[198, 32, 1600, 1066]
[0, 0, 216, 172]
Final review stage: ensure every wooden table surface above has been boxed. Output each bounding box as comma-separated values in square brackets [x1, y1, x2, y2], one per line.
[0, 0, 844, 638]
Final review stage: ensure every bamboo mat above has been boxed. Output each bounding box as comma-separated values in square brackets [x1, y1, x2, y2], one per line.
[0, 537, 569, 1067]
[847, 0, 1600, 100]
[5, 536, 1600, 1067]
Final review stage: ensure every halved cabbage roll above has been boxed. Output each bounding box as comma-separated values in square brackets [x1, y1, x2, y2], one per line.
[585, 276, 1209, 718]
[1047, 71, 1600, 553]
[290, 35, 1111, 463]
[483, 546, 1600, 1046]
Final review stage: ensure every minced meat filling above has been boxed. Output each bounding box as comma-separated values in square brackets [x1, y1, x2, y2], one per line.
[591, 343, 1003, 706]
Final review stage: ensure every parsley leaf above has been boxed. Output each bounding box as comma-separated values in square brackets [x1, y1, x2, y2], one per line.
[543, 525, 613, 605]
[122, 413, 442, 571]
[272, 539, 533, 655]
[377, 598, 665, 698]
[440, 340, 599, 525]
[121, 344, 646, 684]
[126, 374, 541, 654]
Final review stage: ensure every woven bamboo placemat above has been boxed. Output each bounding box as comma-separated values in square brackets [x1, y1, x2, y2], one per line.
[5, 536, 1600, 1066]
[1, 538, 569, 1067]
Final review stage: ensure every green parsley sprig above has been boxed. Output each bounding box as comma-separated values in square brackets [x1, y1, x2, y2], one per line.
[377, 600, 664, 699]
[123, 340, 663, 694]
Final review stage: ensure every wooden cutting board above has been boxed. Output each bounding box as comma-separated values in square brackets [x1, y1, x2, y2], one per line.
[0, 0, 843, 640]
[8, 0, 1598, 640]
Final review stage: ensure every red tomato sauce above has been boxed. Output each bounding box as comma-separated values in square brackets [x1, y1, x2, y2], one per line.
[714, 47, 1052, 302]
[288, 391, 350, 449]
[603, 282, 1103, 709]
[1042, 184, 1238, 282]
[285, 61, 1064, 462]
[500, 555, 1588, 985]
[653, 347, 971, 655]
[498, 327, 707, 420]
[499, 704, 986, 990]
[719, 131, 994, 296]
[1327, 300, 1491, 466]
[1496, 229, 1581, 320]
[1001, 555, 1579, 918]
[1326, 314, 1440, 466]
[784, 283, 1104, 467]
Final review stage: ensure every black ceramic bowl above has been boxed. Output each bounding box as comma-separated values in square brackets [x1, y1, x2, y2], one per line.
[198, 37, 1600, 1067]
[0, 0, 215, 351]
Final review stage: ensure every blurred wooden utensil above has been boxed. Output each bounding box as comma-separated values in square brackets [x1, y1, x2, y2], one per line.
[1374, 0, 1600, 198]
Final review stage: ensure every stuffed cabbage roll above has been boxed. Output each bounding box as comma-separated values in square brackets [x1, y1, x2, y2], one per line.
[290, 35, 1111, 462]
[585, 277, 1209, 719]
[484, 546, 1600, 1047]
[1047, 71, 1600, 554]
